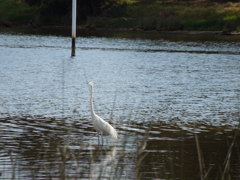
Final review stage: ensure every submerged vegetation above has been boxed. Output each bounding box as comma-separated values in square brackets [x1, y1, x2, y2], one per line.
[0, 0, 240, 32]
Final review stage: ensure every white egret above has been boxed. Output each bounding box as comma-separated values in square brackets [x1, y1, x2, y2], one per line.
[87, 82, 117, 145]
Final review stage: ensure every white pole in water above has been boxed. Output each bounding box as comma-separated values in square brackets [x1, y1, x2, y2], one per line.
[71, 0, 77, 56]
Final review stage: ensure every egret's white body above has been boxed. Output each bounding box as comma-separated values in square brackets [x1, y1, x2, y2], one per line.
[88, 82, 117, 142]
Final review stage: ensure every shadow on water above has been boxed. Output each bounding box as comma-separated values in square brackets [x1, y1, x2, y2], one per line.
[0, 116, 239, 179]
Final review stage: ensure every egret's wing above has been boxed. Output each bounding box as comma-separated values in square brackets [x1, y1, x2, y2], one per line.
[94, 115, 117, 139]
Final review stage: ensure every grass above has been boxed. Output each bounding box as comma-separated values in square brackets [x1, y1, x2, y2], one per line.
[0, 0, 240, 31]
[87, 0, 240, 32]
[0, 0, 37, 25]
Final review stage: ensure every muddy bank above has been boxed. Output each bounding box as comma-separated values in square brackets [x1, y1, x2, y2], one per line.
[1, 25, 240, 43]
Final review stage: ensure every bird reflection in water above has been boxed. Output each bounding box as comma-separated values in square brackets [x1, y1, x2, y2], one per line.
[57, 144, 117, 179]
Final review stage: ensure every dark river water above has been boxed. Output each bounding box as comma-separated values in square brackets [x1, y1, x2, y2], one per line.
[0, 31, 239, 179]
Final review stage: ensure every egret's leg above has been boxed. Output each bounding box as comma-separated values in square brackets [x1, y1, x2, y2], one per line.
[97, 133, 100, 145]
[101, 134, 103, 146]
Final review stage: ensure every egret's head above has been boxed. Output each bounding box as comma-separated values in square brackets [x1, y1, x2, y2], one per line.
[87, 82, 94, 87]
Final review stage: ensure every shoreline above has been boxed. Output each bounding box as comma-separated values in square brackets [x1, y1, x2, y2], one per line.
[1, 24, 240, 35]
[1, 25, 240, 42]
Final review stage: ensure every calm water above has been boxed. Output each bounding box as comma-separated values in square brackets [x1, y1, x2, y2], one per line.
[0, 32, 239, 179]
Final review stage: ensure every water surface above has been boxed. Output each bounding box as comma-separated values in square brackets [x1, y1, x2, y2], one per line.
[0, 32, 239, 179]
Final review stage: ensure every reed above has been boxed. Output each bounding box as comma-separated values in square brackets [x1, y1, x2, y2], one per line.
[195, 134, 205, 180]
[221, 130, 239, 180]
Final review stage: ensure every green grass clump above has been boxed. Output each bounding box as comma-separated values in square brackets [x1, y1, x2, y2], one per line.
[0, 0, 37, 25]
[104, 0, 240, 32]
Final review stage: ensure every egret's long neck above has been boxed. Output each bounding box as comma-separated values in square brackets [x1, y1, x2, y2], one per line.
[89, 86, 95, 116]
